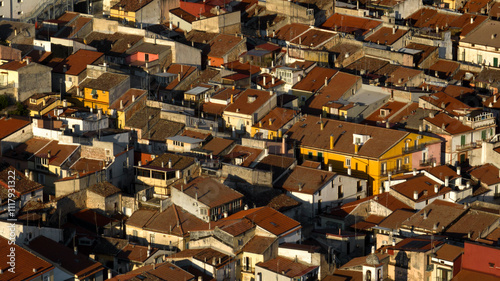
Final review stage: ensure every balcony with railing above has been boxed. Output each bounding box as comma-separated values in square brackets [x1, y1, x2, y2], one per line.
[381, 165, 410, 176]
[455, 140, 482, 151]
[420, 158, 436, 167]
[402, 144, 426, 154]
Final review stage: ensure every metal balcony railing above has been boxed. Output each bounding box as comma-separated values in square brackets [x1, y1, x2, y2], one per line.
[402, 144, 426, 153]
[456, 140, 482, 151]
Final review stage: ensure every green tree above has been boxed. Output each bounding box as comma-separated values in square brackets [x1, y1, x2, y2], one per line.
[8, 102, 28, 116]
[0, 95, 8, 110]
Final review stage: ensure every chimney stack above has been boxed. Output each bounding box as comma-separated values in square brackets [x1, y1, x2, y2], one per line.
[168, 159, 172, 168]
[330, 134, 334, 149]
[434, 184, 439, 193]
[120, 100, 124, 109]
[413, 168, 417, 176]
[413, 190, 418, 200]
[445, 176, 449, 187]
[457, 166, 461, 175]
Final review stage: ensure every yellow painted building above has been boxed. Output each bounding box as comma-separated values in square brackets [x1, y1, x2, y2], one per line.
[287, 115, 442, 195]
[25, 93, 73, 117]
[78, 72, 130, 115]
[250, 107, 298, 140]
[110, 8, 137, 25]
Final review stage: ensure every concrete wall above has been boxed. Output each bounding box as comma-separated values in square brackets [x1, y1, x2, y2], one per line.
[0, 1, 40, 20]
[143, 37, 201, 66]
[135, 0, 162, 26]
[0, 220, 64, 245]
[192, 11, 241, 34]
[16, 63, 52, 102]
[54, 171, 106, 198]
[265, 0, 315, 25]
[221, 163, 272, 187]
[1, 123, 32, 156]
[364, 46, 413, 67]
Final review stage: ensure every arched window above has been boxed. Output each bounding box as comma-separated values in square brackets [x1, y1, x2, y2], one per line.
[366, 270, 372, 281]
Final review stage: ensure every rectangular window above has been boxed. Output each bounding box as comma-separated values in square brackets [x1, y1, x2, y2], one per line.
[397, 159, 402, 170]
[381, 162, 387, 174]
[404, 156, 410, 164]
[357, 181, 362, 192]
[345, 158, 351, 167]
[152, 171, 165, 180]
[478, 54, 483, 64]
[482, 130, 487, 140]
[461, 135, 466, 146]
[338, 185, 343, 198]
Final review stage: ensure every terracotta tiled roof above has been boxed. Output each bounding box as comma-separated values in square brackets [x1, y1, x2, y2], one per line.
[289, 28, 337, 48]
[452, 269, 500, 281]
[126, 209, 156, 228]
[461, 0, 491, 13]
[280, 166, 336, 195]
[164, 64, 197, 90]
[255, 42, 281, 52]
[117, 244, 158, 262]
[33, 140, 79, 167]
[365, 27, 407, 45]
[223, 145, 263, 167]
[424, 112, 473, 134]
[273, 23, 311, 42]
[350, 215, 386, 230]
[345, 56, 389, 74]
[433, 243, 463, 261]
[222, 61, 261, 75]
[391, 174, 452, 203]
[420, 92, 470, 116]
[146, 153, 195, 171]
[254, 107, 297, 131]
[301, 160, 321, 169]
[169, 8, 197, 23]
[363, 101, 408, 124]
[393, 237, 443, 252]
[241, 236, 276, 254]
[112, 0, 154, 11]
[0, 163, 43, 195]
[69, 158, 106, 174]
[254, 73, 285, 89]
[109, 88, 147, 111]
[385, 66, 423, 86]
[424, 165, 461, 181]
[445, 210, 500, 240]
[305, 71, 359, 115]
[169, 248, 232, 268]
[143, 205, 207, 236]
[469, 164, 500, 186]
[292, 66, 338, 93]
[224, 206, 301, 236]
[27, 236, 105, 279]
[377, 209, 415, 229]
[57, 16, 91, 38]
[286, 115, 409, 159]
[449, 14, 487, 37]
[87, 181, 121, 197]
[326, 192, 411, 219]
[0, 116, 30, 140]
[0, 60, 27, 70]
[443, 85, 475, 98]
[321, 13, 382, 35]
[201, 137, 235, 156]
[256, 256, 318, 277]
[52, 49, 103, 75]
[402, 200, 467, 232]
[224, 88, 274, 116]
[0, 236, 54, 281]
[3, 137, 52, 160]
[429, 59, 460, 77]
[207, 34, 244, 58]
[181, 129, 211, 141]
[461, 20, 500, 49]
[407, 8, 459, 29]
[172, 176, 243, 208]
[57, 11, 79, 23]
[267, 194, 301, 212]
[405, 43, 438, 66]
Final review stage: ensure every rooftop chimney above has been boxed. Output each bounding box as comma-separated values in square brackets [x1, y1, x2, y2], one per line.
[457, 166, 461, 175]
[434, 184, 439, 193]
[445, 176, 449, 187]
[413, 168, 417, 176]
[168, 158, 172, 168]
[413, 190, 418, 200]
[324, 77, 328, 87]
[120, 100, 124, 109]
[330, 134, 334, 149]
[132, 95, 135, 102]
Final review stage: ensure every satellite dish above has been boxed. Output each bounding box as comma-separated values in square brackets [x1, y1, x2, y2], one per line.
[141, 196, 147, 202]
